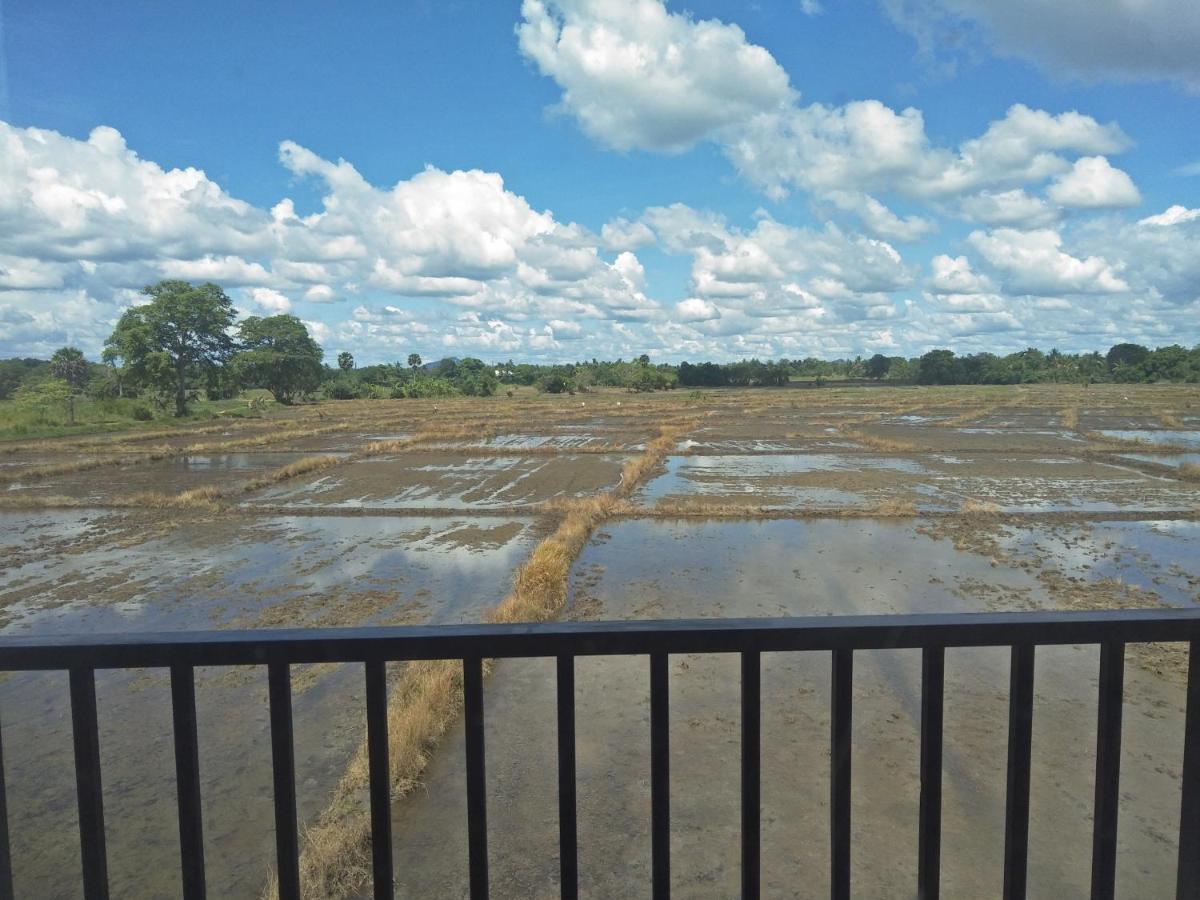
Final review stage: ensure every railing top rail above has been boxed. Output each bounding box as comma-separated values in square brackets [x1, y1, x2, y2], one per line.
[1, 608, 1198, 670]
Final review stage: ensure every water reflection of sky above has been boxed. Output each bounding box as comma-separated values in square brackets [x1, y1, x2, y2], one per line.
[0, 513, 538, 635]
[638, 454, 924, 507]
[1100, 430, 1200, 449]
[997, 520, 1200, 608]
[252, 454, 623, 509]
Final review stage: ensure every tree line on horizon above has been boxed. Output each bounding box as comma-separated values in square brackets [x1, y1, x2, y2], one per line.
[3, 280, 1200, 420]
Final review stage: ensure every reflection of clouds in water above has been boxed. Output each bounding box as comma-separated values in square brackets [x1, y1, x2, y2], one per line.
[1100, 430, 1200, 449]
[663, 454, 926, 476]
[2, 515, 538, 633]
[1120, 453, 1200, 469]
[0, 508, 106, 552]
[259, 455, 607, 508]
[580, 519, 1038, 617]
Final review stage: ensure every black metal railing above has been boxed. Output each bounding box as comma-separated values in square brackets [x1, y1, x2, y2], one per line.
[1, 609, 1200, 899]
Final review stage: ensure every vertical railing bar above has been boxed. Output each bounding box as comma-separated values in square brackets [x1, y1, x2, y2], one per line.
[1091, 642, 1124, 900]
[463, 656, 489, 900]
[70, 667, 108, 900]
[831, 648, 853, 900]
[741, 650, 761, 900]
[170, 664, 206, 900]
[556, 655, 578, 900]
[267, 662, 300, 900]
[365, 660, 393, 900]
[918, 646, 945, 900]
[1178, 639, 1200, 899]
[650, 651, 670, 900]
[0, 705, 14, 900]
[1003, 644, 1035, 900]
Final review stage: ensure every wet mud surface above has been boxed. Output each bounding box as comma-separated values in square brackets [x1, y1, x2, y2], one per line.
[1, 384, 1198, 897]
[0, 510, 539, 898]
[394, 518, 1196, 897]
[247, 452, 629, 511]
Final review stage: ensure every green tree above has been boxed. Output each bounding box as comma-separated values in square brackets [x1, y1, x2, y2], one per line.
[407, 353, 422, 370]
[12, 377, 71, 418]
[50, 347, 88, 391]
[865, 353, 891, 380]
[1106, 343, 1150, 371]
[232, 315, 324, 403]
[105, 280, 236, 416]
[49, 346, 88, 424]
[917, 350, 958, 385]
[337, 351, 355, 371]
[100, 346, 126, 397]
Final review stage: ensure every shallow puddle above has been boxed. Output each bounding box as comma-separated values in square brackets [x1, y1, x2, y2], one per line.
[637, 454, 928, 508]
[386, 519, 1188, 896]
[997, 519, 1200, 608]
[0, 512, 538, 898]
[1099, 429, 1200, 449]
[248, 453, 627, 510]
[1119, 452, 1200, 468]
[3, 452, 331, 501]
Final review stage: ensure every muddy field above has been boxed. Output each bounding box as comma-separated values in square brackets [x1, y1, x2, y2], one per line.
[1, 384, 1198, 898]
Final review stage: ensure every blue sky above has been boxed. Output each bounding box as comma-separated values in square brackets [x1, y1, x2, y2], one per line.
[1, 0, 1198, 363]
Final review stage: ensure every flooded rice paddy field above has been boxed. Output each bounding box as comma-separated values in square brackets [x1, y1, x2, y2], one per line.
[0, 510, 540, 897]
[1, 384, 1199, 897]
[248, 452, 630, 511]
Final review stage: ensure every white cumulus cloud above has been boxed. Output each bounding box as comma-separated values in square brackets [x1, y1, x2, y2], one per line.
[1046, 156, 1141, 209]
[516, 0, 793, 152]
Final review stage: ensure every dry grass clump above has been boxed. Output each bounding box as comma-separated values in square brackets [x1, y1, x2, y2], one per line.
[960, 498, 1001, 515]
[616, 424, 690, 496]
[241, 454, 344, 492]
[358, 438, 415, 457]
[254, 453, 343, 489]
[1060, 406, 1079, 430]
[263, 658, 464, 900]
[1179, 462, 1200, 480]
[176, 485, 223, 505]
[1159, 412, 1185, 429]
[0, 456, 113, 484]
[839, 427, 918, 452]
[869, 497, 918, 517]
[122, 486, 224, 510]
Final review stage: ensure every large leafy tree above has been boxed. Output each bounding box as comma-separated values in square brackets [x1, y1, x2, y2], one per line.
[232, 314, 324, 404]
[865, 353, 891, 380]
[1106, 343, 1150, 371]
[337, 351, 355, 371]
[105, 281, 236, 416]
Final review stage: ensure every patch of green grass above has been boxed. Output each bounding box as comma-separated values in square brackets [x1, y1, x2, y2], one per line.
[0, 391, 279, 441]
